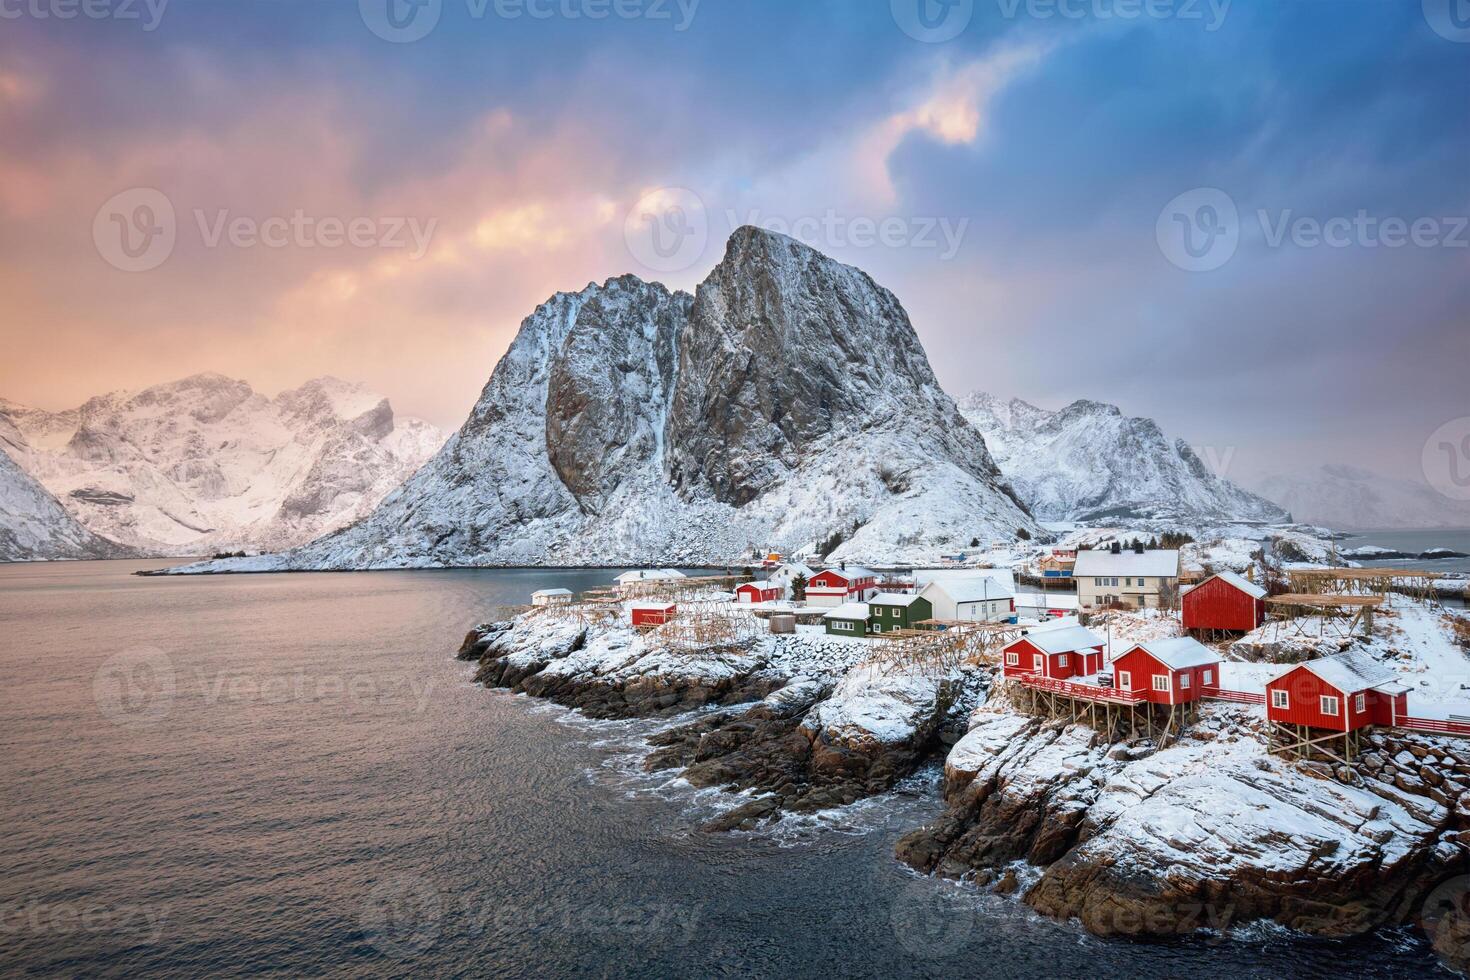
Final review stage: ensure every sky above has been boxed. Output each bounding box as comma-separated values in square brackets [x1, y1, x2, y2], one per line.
[0, 0, 1465, 490]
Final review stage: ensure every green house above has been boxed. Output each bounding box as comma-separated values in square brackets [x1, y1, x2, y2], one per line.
[822, 602, 871, 637]
[866, 593, 933, 634]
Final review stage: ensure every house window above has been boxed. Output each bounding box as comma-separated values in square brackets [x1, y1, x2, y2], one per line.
[1354, 693, 1366, 713]
[1058, 654, 1069, 667]
[1118, 671, 1132, 690]
[1271, 689, 1290, 709]
[1321, 695, 1340, 717]
[1005, 652, 1019, 666]
[1202, 670, 1214, 686]
[1179, 673, 1191, 689]
[1152, 674, 1170, 692]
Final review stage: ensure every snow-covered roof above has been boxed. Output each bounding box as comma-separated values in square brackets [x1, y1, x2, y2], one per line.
[1198, 569, 1267, 599]
[869, 592, 923, 607]
[628, 601, 676, 611]
[822, 602, 871, 620]
[816, 565, 876, 582]
[1019, 624, 1104, 655]
[915, 568, 1017, 594]
[532, 588, 573, 597]
[1073, 549, 1180, 578]
[615, 568, 686, 583]
[1128, 636, 1220, 670]
[1293, 651, 1401, 695]
[769, 562, 815, 581]
[737, 579, 773, 588]
[919, 577, 1014, 604]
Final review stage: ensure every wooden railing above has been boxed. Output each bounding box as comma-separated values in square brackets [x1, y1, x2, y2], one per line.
[1017, 674, 1148, 704]
[1201, 686, 1267, 705]
[1397, 716, 1470, 737]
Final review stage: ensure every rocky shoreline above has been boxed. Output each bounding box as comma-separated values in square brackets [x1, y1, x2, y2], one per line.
[458, 612, 1470, 975]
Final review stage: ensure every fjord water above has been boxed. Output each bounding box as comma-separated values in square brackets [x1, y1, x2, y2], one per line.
[0, 561, 1445, 977]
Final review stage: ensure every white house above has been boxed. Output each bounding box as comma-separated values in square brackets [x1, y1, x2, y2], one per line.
[766, 562, 815, 598]
[531, 588, 574, 607]
[614, 569, 687, 594]
[917, 575, 1016, 623]
[1073, 549, 1180, 609]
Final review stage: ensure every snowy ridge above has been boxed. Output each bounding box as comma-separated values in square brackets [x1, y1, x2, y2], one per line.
[171, 227, 1038, 572]
[957, 391, 1288, 523]
[0, 415, 128, 561]
[0, 374, 443, 556]
[1252, 463, 1470, 530]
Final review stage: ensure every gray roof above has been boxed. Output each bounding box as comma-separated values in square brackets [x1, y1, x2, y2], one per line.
[1296, 651, 1400, 695]
[822, 602, 871, 620]
[1199, 570, 1267, 599]
[920, 577, 1014, 604]
[869, 592, 924, 607]
[1020, 625, 1105, 655]
[1130, 636, 1221, 670]
[1073, 549, 1180, 578]
[532, 588, 573, 597]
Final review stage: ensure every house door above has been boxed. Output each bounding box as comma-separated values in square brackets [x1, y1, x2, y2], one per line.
[1033, 653, 1044, 675]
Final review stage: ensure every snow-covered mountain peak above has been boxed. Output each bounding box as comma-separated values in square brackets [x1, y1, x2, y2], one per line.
[0, 376, 445, 555]
[957, 389, 1287, 524]
[181, 229, 1037, 571]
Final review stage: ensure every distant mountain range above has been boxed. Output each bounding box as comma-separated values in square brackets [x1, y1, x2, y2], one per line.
[0, 375, 442, 558]
[1251, 464, 1470, 530]
[956, 392, 1288, 524]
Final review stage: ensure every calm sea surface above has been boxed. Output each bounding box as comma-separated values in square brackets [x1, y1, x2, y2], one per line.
[0, 560, 1449, 977]
[1340, 528, 1470, 574]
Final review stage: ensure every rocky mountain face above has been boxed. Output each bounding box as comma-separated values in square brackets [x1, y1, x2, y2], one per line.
[0, 415, 130, 561]
[957, 392, 1288, 524]
[184, 227, 1037, 571]
[1253, 464, 1470, 530]
[0, 375, 443, 556]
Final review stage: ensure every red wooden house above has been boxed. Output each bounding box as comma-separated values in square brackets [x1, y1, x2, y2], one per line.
[1266, 651, 1409, 732]
[1110, 637, 1221, 705]
[1182, 571, 1267, 633]
[806, 566, 878, 606]
[1002, 625, 1106, 680]
[735, 580, 783, 604]
[629, 602, 676, 628]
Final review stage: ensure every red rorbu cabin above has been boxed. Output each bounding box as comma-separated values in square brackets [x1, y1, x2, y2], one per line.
[1110, 637, 1221, 705]
[735, 581, 783, 604]
[1182, 571, 1267, 633]
[805, 566, 879, 606]
[629, 602, 676, 628]
[1266, 651, 1409, 732]
[1002, 625, 1106, 681]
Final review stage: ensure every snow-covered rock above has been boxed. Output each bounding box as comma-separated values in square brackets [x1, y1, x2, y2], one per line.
[0, 374, 442, 556]
[0, 415, 129, 561]
[171, 228, 1037, 572]
[900, 706, 1465, 944]
[958, 392, 1287, 524]
[1253, 463, 1470, 531]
